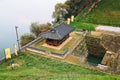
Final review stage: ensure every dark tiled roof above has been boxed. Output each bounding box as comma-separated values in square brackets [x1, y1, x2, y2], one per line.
[40, 22, 75, 40]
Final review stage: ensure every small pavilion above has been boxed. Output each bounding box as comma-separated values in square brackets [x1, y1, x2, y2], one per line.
[40, 22, 75, 46]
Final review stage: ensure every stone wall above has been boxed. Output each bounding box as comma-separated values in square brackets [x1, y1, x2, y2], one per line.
[101, 34, 120, 73]
[101, 34, 120, 53]
[71, 33, 120, 73]
[72, 37, 88, 63]
[72, 34, 106, 64]
[85, 35, 106, 58]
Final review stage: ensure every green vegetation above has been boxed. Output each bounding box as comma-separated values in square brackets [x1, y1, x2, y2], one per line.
[30, 22, 51, 37]
[52, 3, 69, 23]
[20, 22, 51, 46]
[70, 21, 96, 31]
[20, 33, 35, 46]
[52, 0, 95, 22]
[76, 0, 120, 26]
[8, 0, 120, 79]
[0, 52, 120, 80]
[53, 0, 120, 26]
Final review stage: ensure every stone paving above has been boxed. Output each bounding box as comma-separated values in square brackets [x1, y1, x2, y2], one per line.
[96, 25, 120, 33]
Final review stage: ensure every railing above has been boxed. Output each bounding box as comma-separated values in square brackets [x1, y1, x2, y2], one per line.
[51, 49, 69, 57]
[0, 37, 43, 63]
[21, 37, 42, 50]
[26, 46, 69, 58]
[0, 53, 16, 64]
[27, 47, 46, 53]
[0, 58, 5, 64]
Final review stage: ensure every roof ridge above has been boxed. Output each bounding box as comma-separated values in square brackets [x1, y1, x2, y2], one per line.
[40, 22, 75, 40]
[56, 30, 61, 40]
[55, 22, 66, 28]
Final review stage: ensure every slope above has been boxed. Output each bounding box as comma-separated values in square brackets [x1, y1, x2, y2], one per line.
[0, 52, 120, 80]
[76, 0, 120, 26]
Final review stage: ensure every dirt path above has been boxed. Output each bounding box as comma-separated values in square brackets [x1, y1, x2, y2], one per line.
[96, 25, 120, 33]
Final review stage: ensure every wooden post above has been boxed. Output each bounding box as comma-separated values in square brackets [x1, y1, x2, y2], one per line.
[15, 26, 20, 51]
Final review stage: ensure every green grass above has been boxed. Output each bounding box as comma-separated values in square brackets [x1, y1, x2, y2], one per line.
[70, 22, 96, 31]
[0, 52, 120, 80]
[76, 0, 120, 26]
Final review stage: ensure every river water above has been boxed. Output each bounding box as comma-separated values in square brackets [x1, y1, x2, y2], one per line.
[0, 0, 66, 59]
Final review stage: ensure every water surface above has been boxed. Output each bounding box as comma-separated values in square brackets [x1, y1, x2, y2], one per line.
[0, 0, 66, 59]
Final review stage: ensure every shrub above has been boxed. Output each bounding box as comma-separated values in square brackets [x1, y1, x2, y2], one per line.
[20, 33, 35, 46]
[30, 22, 51, 37]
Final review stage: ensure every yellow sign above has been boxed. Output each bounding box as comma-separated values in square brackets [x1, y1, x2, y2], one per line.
[14, 44, 18, 56]
[71, 15, 74, 22]
[5, 48, 11, 59]
[67, 18, 70, 24]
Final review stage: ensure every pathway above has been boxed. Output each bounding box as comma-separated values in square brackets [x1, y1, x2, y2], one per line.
[96, 25, 120, 33]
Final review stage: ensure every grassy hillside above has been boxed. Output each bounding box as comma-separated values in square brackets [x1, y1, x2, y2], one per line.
[70, 22, 96, 31]
[76, 0, 120, 26]
[0, 52, 120, 80]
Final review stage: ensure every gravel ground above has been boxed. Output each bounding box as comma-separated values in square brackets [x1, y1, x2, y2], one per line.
[96, 25, 120, 33]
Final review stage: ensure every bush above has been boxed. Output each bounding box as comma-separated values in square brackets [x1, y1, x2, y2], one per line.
[30, 22, 51, 37]
[20, 33, 35, 46]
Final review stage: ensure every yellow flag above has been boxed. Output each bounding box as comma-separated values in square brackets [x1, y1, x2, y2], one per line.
[71, 15, 74, 22]
[67, 18, 70, 25]
[14, 44, 18, 56]
[4, 48, 11, 59]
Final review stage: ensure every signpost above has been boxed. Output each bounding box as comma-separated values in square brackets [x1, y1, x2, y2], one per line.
[4, 48, 11, 59]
